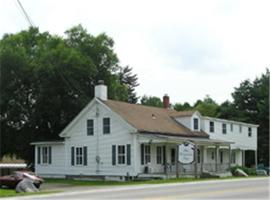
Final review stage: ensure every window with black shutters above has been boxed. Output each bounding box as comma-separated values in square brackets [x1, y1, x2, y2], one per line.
[103, 118, 110, 134]
[87, 119, 94, 135]
[193, 118, 199, 130]
[209, 121, 215, 133]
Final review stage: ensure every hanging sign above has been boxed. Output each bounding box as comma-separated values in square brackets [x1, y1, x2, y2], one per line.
[178, 142, 195, 164]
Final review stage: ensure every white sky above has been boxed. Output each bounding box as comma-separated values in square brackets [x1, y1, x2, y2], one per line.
[1, 0, 269, 104]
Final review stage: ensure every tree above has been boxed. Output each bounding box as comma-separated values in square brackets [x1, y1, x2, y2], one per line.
[119, 66, 139, 103]
[229, 69, 269, 166]
[140, 95, 163, 108]
[0, 26, 137, 162]
[174, 102, 192, 111]
[194, 95, 219, 117]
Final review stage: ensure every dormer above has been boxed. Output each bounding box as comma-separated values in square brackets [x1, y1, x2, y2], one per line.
[191, 111, 202, 131]
[173, 110, 202, 131]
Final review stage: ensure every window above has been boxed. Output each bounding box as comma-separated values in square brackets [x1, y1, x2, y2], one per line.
[248, 127, 252, 137]
[230, 123, 233, 132]
[144, 145, 151, 164]
[118, 145, 126, 164]
[193, 118, 199, 130]
[231, 151, 236, 164]
[156, 146, 163, 164]
[103, 118, 110, 134]
[239, 125, 242, 133]
[76, 147, 83, 165]
[87, 119, 94, 135]
[209, 121, 215, 133]
[42, 147, 48, 164]
[220, 151, 223, 163]
[222, 123, 227, 134]
[38, 146, 51, 164]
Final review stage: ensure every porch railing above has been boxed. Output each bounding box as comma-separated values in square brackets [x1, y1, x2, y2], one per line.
[164, 162, 230, 175]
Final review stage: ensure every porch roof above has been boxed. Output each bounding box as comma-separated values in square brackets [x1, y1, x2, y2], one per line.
[136, 133, 234, 146]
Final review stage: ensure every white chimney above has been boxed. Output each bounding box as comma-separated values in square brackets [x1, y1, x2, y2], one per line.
[95, 80, 107, 101]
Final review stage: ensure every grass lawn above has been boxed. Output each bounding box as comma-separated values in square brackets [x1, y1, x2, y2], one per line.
[0, 189, 58, 198]
[44, 176, 259, 186]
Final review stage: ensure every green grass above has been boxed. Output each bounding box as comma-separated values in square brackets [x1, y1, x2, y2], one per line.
[44, 176, 260, 187]
[0, 189, 59, 198]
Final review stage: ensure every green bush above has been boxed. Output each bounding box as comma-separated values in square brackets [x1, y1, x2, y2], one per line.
[230, 165, 256, 175]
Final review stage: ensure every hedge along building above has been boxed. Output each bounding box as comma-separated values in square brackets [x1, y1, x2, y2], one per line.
[31, 81, 258, 179]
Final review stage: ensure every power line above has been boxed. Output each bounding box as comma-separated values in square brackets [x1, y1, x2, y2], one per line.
[15, 0, 35, 27]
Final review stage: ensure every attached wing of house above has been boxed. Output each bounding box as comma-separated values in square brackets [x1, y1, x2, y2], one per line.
[31, 82, 258, 179]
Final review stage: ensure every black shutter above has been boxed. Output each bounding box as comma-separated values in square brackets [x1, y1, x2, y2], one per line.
[163, 146, 166, 165]
[71, 147, 75, 166]
[127, 144, 131, 165]
[112, 145, 116, 165]
[37, 147, 41, 164]
[48, 146, 52, 164]
[141, 144, 144, 165]
[83, 146, 87, 166]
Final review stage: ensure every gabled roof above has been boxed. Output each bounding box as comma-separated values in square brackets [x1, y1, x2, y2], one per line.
[102, 100, 208, 138]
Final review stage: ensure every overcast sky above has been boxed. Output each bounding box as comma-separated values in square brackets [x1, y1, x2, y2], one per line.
[1, 0, 269, 104]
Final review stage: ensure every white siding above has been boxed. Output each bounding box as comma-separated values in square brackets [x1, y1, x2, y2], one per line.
[64, 100, 137, 176]
[35, 144, 65, 178]
[175, 117, 191, 129]
[202, 118, 257, 150]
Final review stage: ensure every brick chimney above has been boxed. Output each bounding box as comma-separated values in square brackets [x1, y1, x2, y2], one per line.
[163, 94, 170, 109]
[95, 80, 107, 101]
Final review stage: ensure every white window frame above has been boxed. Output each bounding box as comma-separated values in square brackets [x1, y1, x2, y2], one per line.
[239, 125, 242, 133]
[103, 117, 110, 134]
[222, 123, 227, 134]
[41, 146, 49, 164]
[156, 146, 163, 164]
[76, 147, 83, 166]
[87, 119, 94, 135]
[117, 145, 126, 165]
[144, 145, 151, 164]
[193, 118, 199, 131]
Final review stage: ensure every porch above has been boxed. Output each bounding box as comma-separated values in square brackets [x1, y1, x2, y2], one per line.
[137, 133, 237, 178]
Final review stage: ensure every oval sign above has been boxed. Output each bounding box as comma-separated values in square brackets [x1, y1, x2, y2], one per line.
[178, 143, 194, 164]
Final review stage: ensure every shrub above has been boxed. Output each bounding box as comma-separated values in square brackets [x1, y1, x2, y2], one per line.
[230, 165, 256, 175]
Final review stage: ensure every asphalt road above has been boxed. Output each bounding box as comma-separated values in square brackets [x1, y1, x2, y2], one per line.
[4, 177, 270, 200]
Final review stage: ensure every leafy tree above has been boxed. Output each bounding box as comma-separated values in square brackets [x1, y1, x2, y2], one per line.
[140, 95, 163, 108]
[194, 95, 219, 117]
[230, 69, 269, 166]
[119, 66, 139, 103]
[174, 102, 192, 111]
[0, 26, 136, 162]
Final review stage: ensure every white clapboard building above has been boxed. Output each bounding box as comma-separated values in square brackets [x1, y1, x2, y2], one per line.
[31, 82, 258, 179]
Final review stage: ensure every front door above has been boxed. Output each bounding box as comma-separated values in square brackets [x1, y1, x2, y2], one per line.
[170, 148, 176, 165]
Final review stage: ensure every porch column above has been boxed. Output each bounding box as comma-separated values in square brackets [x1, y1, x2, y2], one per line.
[194, 143, 198, 178]
[215, 145, 219, 172]
[255, 149, 258, 169]
[200, 146, 204, 174]
[228, 145, 231, 169]
[242, 150, 245, 167]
